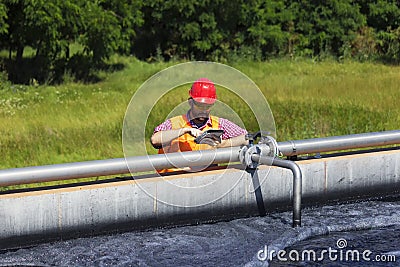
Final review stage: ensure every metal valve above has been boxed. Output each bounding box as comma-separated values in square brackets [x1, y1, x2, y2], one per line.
[239, 132, 279, 169]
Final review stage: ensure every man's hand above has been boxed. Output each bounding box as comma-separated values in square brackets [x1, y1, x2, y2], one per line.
[186, 128, 202, 138]
[187, 128, 221, 147]
[151, 127, 203, 148]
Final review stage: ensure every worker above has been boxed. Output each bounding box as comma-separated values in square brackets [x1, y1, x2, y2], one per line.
[151, 78, 248, 172]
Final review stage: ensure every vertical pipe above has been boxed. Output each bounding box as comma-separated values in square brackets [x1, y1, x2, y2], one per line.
[252, 155, 302, 227]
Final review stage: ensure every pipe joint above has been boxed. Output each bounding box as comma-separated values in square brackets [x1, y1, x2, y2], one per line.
[239, 135, 278, 169]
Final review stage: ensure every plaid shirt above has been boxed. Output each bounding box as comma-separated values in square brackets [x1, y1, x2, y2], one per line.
[154, 114, 247, 140]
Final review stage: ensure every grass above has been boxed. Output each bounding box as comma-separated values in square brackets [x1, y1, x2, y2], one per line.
[232, 59, 400, 139]
[0, 56, 399, 189]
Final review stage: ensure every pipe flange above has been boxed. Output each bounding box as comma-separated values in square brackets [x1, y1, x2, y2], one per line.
[259, 136, 279, 157]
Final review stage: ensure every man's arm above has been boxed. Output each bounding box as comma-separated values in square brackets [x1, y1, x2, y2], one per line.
[217, 134, 248, 148]
[217, 118, 248, 148]
[151, 128, 202, 148]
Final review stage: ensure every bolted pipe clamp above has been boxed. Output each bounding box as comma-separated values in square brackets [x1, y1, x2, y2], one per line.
[239, 135, 279, 169]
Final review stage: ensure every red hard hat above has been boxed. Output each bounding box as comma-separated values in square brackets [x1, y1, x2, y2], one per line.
[189, 78, 217, 104]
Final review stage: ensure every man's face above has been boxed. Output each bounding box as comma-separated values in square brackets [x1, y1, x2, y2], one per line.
[189, 99, 214, 121]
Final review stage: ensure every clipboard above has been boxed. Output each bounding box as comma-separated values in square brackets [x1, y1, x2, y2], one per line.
[194, 129, 224, 145]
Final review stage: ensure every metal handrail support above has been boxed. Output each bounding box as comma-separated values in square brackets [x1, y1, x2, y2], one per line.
[252, 155, 302, 227]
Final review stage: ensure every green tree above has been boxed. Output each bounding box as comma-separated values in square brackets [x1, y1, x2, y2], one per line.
[359, 0, 400, 31]
[0, 2, 7, 35]
[3, 0, 65, 62]
[25, 0, 64, 60]
[240, 0, 292, 58]
[99, 0, 143, 55]
[1, 0, 66, 82]
[80, 1, 121, 63]
[81, 0, 143, 62]
[58, 0, 84, 59]
[289, 0, 366, 57]
[376, 27, 400, 63]
[3, 0, 26, 62]
[137, 0, 250, 60]
[1, 0, 143, 83]
[358, 0, 400, 63]
[0, 2, 8, 56]
[135, 0, 292, 61]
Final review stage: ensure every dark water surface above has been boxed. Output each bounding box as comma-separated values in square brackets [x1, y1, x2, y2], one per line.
[1, 196, 399, 267]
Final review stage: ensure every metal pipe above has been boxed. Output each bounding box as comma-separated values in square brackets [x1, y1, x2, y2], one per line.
[0, 147, 241, 187]
[0, 130, 399, 187]
[278, 130, 400, 156]
[252, 154, 302, 227]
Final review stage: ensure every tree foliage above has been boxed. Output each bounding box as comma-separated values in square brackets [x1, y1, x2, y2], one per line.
[358, 0, 400, 63]
[0, 0, 400, 84]
[0, 2, 8, 35]
[134, 0, 292, 61]
[0, 0, 143, 83]
[289, 0, 366, 57]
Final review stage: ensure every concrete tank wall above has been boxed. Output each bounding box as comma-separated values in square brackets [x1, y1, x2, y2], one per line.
[0, 149, 399, 249]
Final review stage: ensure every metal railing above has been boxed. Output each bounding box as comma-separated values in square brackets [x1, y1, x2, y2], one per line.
[278, 130, 400, 156]
[1, 130, 399, 228]
[0, 130, 399, 187]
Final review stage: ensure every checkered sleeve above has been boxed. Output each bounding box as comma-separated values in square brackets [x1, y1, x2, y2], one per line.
[219, 118, 247, 140]
[153, 119, 173, 133]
